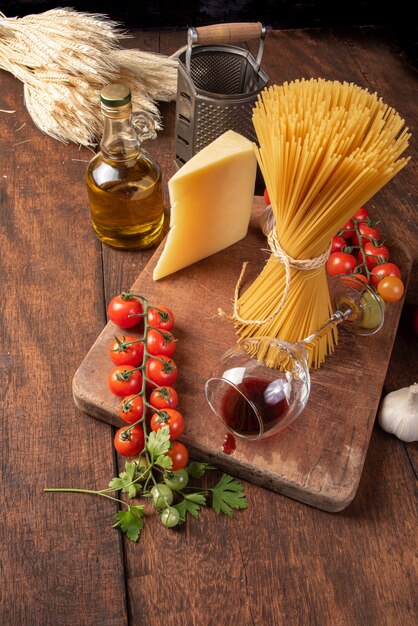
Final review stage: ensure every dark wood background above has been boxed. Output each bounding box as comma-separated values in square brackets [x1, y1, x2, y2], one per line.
[3, 0, 418, 66]
[0, 23, 417, 626]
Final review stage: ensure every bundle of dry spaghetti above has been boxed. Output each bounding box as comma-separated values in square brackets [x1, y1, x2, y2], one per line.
[231, 78, 410, 368]
[0, 9, 178, 145]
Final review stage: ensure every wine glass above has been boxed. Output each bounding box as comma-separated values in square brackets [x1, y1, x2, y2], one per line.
[205, 274, 384, 441]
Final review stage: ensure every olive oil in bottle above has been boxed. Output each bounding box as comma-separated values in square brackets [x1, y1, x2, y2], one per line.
[87, 84, 165, 250]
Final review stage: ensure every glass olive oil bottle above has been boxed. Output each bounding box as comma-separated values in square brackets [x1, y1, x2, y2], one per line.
[87, 84, 165, 250]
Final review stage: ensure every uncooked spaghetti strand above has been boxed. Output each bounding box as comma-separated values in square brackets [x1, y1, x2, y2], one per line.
[236, 79, 410, 367]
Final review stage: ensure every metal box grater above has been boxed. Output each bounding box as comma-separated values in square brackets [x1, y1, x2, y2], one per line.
[174, 23, 269, 166]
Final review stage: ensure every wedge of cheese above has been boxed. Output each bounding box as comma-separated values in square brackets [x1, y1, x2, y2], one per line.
[153, 130, 257, 280]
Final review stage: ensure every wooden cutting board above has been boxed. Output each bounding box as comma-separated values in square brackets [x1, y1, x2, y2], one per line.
[73, 198, 411, 512]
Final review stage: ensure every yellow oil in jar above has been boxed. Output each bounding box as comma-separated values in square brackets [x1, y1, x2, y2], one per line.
[87, 151, 165, 250]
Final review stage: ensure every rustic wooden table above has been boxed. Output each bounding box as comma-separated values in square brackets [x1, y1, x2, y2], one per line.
[1, 26, 417, 626]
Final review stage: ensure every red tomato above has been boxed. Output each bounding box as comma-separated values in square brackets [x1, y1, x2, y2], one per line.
[338, 219, 355, 240]
[146, 356, 178, 388]
[370, 262, 401, 287]
[351, 222, 381, 247]
[359, 242, 390, 270]
[148, 305, 174, 331]
[150, 409, 184, 441]
[119, 394, 144, 424]
[146, 328, 176, 358]
[149, 386, 179, 410]
[352, 207, 369, 221]
[331, 235, 346, 254]
[107, 294, 143, 329]
[377, 276, 404, 302]
[166, 441, 188, 470]
[263, 188, 270, 205]
[108, 366, 142, 397]
[114, 425, 144, 457]
[110, 336, 144, 366]
[339, 273, 369, 291]
[349, 273, 369, 285]
[354, 273, 369, 284]
[326, 252, 357, 276]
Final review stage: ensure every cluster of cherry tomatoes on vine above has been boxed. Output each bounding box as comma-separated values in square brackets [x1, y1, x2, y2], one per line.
[107, 292, 188, 470]
[327, 206, 405, 303]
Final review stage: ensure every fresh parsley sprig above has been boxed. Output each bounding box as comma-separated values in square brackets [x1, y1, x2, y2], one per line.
[44, 425, 247, 542]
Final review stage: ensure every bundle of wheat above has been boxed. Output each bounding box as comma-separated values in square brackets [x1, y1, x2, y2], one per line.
[0, 8, 178, 145]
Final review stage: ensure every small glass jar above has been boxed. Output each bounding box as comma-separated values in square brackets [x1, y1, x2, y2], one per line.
[86, 84, 165, 250]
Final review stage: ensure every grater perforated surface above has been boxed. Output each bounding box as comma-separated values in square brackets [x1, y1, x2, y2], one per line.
[195, 102, 257, 152]
[190, 51, 245, 94]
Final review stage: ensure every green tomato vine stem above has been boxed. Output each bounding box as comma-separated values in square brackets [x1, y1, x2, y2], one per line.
[43, 487, 128, 506]
[339, 217, 383, 284]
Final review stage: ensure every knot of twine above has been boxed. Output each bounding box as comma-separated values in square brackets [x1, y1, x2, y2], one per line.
[220, 229, 332, 326]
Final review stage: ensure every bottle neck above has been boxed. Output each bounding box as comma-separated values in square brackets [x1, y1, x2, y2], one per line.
[100, 102, 140, 164]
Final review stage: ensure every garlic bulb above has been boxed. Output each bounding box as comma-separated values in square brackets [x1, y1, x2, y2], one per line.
[378, 383, 418, 442]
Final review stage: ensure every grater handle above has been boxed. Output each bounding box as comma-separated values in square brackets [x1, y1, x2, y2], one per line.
[193, 23, 264, 46]
[186, 22, 266, 74]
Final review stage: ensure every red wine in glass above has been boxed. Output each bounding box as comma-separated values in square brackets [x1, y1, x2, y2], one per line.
[220, 376, 289, 438]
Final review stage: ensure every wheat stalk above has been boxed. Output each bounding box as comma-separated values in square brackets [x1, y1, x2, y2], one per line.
[0, 8, 178, 145]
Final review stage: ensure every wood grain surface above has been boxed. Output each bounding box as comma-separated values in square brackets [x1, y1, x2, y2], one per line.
[1, 25, 417, 626]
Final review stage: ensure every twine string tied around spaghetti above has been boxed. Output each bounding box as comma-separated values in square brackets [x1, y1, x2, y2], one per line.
[219, 227, 332, 325]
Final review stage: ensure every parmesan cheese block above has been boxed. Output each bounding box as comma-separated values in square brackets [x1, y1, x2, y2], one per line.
[152, 130, 257, 280]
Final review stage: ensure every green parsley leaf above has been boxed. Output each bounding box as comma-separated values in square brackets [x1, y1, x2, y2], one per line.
[147, 425, 171, 461]
[126, 484, 141, 499]
[155, 454, 173, 470]
[173, 492, 207, 522]
[113, 505, 144, 542]
[108, 461, 142, 498]
[172, 499, 187, 523]
[187, 461, 216, 478]
[210, 474, 247, 517]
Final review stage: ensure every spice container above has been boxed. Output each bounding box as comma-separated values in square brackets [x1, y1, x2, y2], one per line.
[87, 84, 165, 250]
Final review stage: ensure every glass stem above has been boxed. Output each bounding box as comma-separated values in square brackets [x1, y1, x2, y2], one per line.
[302, 309, 352, 344]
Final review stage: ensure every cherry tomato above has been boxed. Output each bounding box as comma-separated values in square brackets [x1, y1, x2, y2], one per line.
[326, 252, 357, 276]
[146, 328, 176, 358]
[110, 336, 144, 366]
[164, 469, 189, 491]
[151, 484, 173, 509]
[370, 262, 401, 287]
[119, 394, 144, 424]
[353, 273, 369, 284]
[161, 506, 180, 528]
[377, 276, 405, 302]
[359, 242, 390, 270]
[166, 441, 188, 471]
[331, 235, 347, 254]
[339, 274, 369, 292]
[146, 356, 178, 388]
[108, 366, 142, 397]
[338, 219, 355, 240]
[149, 386, 179, 410]
[107, 294, 143, 329]
[263, 188, 270, 205]
[151, 409, 184, 441]
[148, 305, 174, 331]
[351, 222, 381, 247]
[114, 425, 144, 457]
[352, 207, 369, 221]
